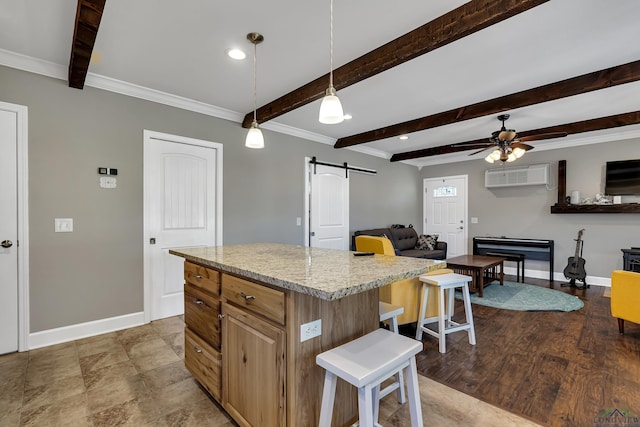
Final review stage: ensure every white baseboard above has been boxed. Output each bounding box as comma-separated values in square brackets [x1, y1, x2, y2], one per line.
[28, 312, 145, 350]
[503, 266, 610, 287]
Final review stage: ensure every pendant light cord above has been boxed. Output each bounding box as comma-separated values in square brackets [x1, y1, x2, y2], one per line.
[329, 0, 334, 89]
[253, 39, 257, 122]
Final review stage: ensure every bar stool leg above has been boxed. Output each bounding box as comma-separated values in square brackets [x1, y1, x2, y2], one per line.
[437, 286, 447, 354]
[319, 371, 338, 427]
[415, 284, 429, 341]
[405, 357, 424, 427]
[358, 384, 375, 427]
[461, 282, 476, 346]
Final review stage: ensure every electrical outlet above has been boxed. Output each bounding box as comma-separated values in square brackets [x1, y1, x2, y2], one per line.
[300, 319, 322, 342]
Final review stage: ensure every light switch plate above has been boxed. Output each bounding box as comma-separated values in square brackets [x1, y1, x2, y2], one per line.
[100, 177, 117, 189]
[55, 218, 73, 232]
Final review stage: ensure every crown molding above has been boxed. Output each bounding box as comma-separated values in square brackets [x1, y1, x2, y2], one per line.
[0, 49, 334, 146]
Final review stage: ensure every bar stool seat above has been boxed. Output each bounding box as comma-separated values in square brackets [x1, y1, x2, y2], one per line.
[415, 272, 476, 354]
[316, 328, 423, 427]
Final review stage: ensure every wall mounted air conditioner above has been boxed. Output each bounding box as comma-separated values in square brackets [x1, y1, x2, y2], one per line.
[485, 163, 549, 188]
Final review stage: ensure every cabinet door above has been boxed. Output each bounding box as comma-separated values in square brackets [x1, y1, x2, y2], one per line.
[222, 302, 286, 427]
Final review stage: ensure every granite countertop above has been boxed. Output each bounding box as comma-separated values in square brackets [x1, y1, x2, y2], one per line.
[170, 243, 445, 301]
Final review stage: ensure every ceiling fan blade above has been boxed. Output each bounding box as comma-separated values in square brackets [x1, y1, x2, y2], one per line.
[469, 145, 497, 156]
[511, 142, 534, 151]
[516, 132, 568, 143]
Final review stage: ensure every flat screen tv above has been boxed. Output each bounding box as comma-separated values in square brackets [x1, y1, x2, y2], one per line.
[605, 159, 640, 195]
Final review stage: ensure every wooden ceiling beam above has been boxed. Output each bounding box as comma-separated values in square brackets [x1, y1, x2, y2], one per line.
[241, 0, 550, 128]
[390, 111, 640, 162]
[338, 59, 640, 148]
[68, 0, 106, 89]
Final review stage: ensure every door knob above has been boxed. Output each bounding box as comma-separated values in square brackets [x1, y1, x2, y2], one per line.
[1, 240, 12, 248]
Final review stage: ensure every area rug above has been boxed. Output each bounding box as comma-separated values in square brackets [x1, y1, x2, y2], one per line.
[455, 280, 584, 312]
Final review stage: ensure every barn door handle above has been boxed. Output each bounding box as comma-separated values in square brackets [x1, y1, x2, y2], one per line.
[1, 240, 12, 248]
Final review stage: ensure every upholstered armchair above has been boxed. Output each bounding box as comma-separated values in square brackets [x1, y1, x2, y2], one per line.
[611, 270, 640, 334]
[355, 235, 452, 325]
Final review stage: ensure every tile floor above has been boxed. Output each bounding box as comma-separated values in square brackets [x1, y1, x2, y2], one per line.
[0, 316, 541, 426]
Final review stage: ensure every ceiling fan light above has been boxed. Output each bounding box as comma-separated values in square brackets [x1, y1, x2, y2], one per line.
[490, 149, 501, 160]
[319, 86, 344, 124]
[245, 120, 264, 149]
[485, 154, 495, 163]
[506, 152, 517, 162]
[499, 129, 517, 141]
[513, 147, 526, 158]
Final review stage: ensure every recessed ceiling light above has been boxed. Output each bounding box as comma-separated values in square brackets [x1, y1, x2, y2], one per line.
[343, 114, 352, 120]
[399, 135, 409, 140]
[226, 48, 246, 60]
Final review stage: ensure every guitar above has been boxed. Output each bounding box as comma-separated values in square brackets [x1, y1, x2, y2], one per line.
[563, 228, 587, 288]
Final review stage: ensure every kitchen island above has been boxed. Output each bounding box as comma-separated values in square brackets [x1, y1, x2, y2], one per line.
[170, 243, 444, 427]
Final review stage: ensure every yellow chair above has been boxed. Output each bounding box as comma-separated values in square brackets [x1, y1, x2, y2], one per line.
[611, 270, 640, 334]
[355, 235, 452, 325]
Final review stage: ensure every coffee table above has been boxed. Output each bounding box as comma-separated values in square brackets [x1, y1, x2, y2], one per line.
[444, 255, 504, 297]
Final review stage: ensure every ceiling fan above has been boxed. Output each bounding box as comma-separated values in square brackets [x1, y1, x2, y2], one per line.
[464, 114, 568, 163]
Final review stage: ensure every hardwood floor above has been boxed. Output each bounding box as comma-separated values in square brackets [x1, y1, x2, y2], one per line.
[406, 276, 640, 427]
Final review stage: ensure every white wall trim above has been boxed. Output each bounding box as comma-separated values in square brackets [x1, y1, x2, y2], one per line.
[28, 312, 145, 350]
[0, 101, 30, 352]
[0, 49, 330, 146]
[513, 267, 611, 287]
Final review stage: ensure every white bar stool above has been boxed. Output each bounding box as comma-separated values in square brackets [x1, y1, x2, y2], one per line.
[378, 301, 406, 404]
[415, 272, 476, 354]
[316, 328, 423, 427]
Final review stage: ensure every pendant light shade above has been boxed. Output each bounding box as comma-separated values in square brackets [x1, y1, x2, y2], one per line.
[319, 86, 344, 124]
[245, 120, 264, 149]
[246, 32, 264, 149]
[319, 0, 344, 124]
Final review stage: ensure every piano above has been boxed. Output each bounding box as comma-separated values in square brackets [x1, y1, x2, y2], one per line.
[473, 236, 554, 282]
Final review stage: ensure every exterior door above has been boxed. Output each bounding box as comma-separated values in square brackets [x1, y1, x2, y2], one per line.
[424, 175, 468, 257]
[309, 164, 349, 250]
[144, 131, 223, 322]
[0, 106, 18, 354]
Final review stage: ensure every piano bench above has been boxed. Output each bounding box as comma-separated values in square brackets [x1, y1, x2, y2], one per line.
[485, 252, 525, 282]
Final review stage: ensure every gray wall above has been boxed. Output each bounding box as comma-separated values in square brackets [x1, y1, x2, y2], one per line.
[420, 140, 640, 278]
[0, 65, 421, 332]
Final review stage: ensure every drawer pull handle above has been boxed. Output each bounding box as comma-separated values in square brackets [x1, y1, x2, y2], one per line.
[194, 345, 203, 354]
[193, 274, 203, 279]
[218, 314, 225, 319]
[194, 299, 204, 305]
[240, 292, 256, 301]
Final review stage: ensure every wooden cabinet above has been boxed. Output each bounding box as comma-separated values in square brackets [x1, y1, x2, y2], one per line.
[181, 259, 379, 426]
[184, 328, 221, 401]
[222, 302, 286, 427]
[183, 262, 222, 403]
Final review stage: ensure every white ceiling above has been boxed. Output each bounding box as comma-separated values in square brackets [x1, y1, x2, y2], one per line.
[2, 0, 640, 167]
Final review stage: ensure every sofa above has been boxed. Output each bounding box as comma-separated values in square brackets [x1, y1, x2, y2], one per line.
[352, 226, 447, 260]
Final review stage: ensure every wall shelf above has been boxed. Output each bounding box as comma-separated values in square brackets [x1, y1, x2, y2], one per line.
[550, 160, 640, 214]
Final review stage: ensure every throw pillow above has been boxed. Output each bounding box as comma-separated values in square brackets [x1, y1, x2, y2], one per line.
[416, 234, 438, 251]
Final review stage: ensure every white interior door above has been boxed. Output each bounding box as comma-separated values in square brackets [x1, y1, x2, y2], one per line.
[309, 164, 349, 250]
[0, 107, 18, 354]
[424, 175, 468, 257]
[144, 131, 222, 321]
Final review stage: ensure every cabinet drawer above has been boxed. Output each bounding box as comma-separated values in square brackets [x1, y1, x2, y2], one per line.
[185, 327, 221, 402]
[222, 274, 285, 325]
[184, 283, 221, 349]
[185, 261, 220, 295]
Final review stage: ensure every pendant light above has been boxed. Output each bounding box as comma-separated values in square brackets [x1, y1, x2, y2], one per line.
[318, 0, 344, 124]
[245, 32, 264, 149]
